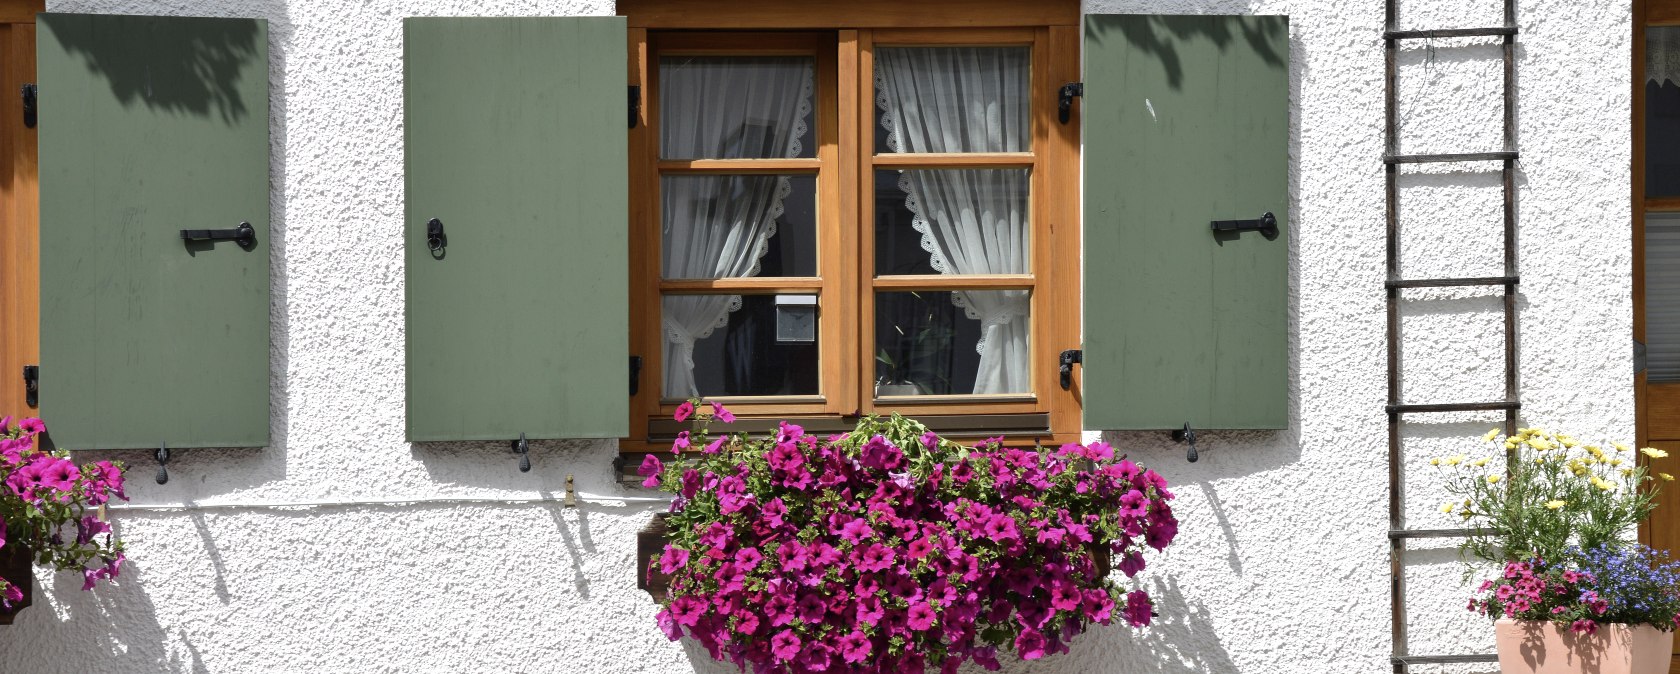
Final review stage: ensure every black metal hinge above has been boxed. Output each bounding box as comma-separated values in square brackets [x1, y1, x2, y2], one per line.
[22, 365, 37, 408]
[629, 355, 643, 396]
[1058, 349, 1081, 390]
[21, 84, 36, 129]
[1057, 82, 1082, 125]
[628, 85, 641, 129]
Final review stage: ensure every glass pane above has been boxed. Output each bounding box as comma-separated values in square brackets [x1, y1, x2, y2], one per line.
[874, 169, 1029, 276]
[1650, 28, 1680, 197]
[663, 294, 820, 398]
[663, 175, 816, 279]
[660, 56, 816, 159]
[874, 46, 1030, 154]
[1648, 214, 1680, 381]
[875, 290, 1030, 396]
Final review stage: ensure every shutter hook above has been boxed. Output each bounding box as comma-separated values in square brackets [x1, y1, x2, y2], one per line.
[155, 443, 171, 484]
[1171, 423, 1199, 463]
[564, 474, 577, 509]
[512, 433, 530, 473]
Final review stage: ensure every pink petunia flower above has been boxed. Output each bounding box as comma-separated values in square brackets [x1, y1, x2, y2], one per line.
[1015, 628, 1048, 660]
[673, 401, 695, 422]
[770, 630, 802, 661]
[710, 402, 735, 423]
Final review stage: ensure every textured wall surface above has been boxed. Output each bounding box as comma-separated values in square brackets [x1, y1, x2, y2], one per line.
[0, 0, 1630, 672]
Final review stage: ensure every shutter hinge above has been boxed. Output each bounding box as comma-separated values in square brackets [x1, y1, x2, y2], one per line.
[1636, 338, 1648, 376]
[1058, 349, 1081, 390]
[22, 364, 37, 408]
[1057, 82, 1082, 125]
[628, 85, 641, 129]
[21, 83, 36, 129]
[629, 355, 643, 396]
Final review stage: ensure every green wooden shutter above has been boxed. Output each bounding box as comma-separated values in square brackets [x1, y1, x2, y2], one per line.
[1081, 14, 1290, 431]
[404, 17, 628, 442]
[37, 14, 271, 449]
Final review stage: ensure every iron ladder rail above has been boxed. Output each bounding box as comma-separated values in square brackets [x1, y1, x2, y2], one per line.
[1384, 0, 1519, 670]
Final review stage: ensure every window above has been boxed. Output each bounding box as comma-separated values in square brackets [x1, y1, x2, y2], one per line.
[622, 18, 1083, 448]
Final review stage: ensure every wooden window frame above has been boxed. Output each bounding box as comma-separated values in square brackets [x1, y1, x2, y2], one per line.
[0, 0, 41, 418]
[619, 0, 1082, 452]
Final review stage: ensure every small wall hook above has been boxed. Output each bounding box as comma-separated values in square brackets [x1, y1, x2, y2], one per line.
[155, 443, 171, 484]
[564, 474, 577, 509]
[512, 433, 530, 473]
[1171, 423, 1199, 463]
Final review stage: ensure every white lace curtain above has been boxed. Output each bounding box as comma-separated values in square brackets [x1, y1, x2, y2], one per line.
[875, 47, 1032, 395]
[659, 57, 814, 398]
[1652, 28, 1680, 86]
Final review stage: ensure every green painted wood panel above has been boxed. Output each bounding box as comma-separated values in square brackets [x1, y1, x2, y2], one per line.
[1082, 14, 1290, 431]
[405, 17, 628, 441]
[37, 14, 271, 449]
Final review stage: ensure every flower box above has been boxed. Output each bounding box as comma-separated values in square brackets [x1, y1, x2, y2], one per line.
[1495, 619, 1673, 674]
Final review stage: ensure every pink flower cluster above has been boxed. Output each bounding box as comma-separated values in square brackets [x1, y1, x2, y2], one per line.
[1468, 560, 1603, 634]
[646, 408, 1175, 673]
[0, 417, 128, 608]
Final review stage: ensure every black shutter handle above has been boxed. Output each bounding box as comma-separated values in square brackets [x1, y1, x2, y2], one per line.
[180, 222, 256, 248]
[1210, 212, 1278, 238]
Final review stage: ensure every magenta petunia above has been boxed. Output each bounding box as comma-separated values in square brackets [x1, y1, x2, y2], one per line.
[838, 630, 872, 663]
[770, 630, 802, 661]
[907, 601, 936, 631]
[17, 418, 44, 436]
[1015, 628, 1048, 660]
[1124, 590, 1154, 628]
[710, 402, 735, 423]
[673, 401, 695, 422]
[638, 454, 664, 488]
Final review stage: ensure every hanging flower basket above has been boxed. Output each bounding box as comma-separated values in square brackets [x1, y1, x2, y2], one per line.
[639, 402, 1176, 673]
[0, 416, 130, 626]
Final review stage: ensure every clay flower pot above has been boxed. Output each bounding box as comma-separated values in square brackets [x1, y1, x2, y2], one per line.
[0, 543, 33, 625]
[1495, 618, 1675, 674]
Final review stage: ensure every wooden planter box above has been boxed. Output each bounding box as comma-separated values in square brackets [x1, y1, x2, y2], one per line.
[0, 544, 33, 625]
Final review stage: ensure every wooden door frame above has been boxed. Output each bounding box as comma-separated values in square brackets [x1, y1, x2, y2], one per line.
[0, 0, 42, 417]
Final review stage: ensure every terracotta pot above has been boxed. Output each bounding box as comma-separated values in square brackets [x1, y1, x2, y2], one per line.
[1495, 618, 1675, 674]
[0, 543, 32, 625]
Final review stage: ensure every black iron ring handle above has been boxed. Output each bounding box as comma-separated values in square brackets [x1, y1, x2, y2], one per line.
[426, 218, 446, 256]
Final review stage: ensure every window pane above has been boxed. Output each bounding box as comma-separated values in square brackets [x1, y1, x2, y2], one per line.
[874, 169, 1029, 276]
[664, 174, 816, 279]
[875, 46, 1030, 154]
[1648, 214, 1680, 381]
[660, 56, 816, 159]
[875, 290, 1029, 396]
[663, 294, 820, 398]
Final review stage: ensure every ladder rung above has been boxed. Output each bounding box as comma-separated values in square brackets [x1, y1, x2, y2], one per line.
[1387, 401, 1520, 414]
[1384, 151, 1518, 164]
[1393, 654, 1499, 665]
[1389, 527, 1488, 540]
[1387, 276, 1518, 289]
[1385, 26, 1516, 40]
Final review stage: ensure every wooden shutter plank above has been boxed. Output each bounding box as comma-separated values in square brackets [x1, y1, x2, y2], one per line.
[404, 17, 629, 441]
[37, 13, 271, 448]
[1081, 14, 1290, 431]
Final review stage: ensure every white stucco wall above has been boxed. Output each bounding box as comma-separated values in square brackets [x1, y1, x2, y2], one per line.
[0, 0, 1631, 672]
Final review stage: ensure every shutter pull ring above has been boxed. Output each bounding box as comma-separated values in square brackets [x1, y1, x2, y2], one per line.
[1170, 423, 1199, 463]
[155, 443, 171, 485]
[512, 433, 531, 473]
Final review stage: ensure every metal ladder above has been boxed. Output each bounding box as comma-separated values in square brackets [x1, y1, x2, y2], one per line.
[1384, 0, 1519, 670]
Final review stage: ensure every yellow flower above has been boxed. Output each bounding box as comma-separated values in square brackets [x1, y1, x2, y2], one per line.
[1615, 442, 1631, 453]
[1473, 458, 1490, 468]
[1445, 455, 1464, 467]
[1622, 468, 1635, 478]
[1506, 440, 1520, 450]
[1483, 428, 1501, 442]
[1545, 500, 1568, 510]
[1663, 473, 1675, 482]
[1588, 446, 1606, 460]
[1430, 458, 1441, 466]
[1642, 447, 1670, 459]
[1486, 475, 1502, 484]
[1440, 502, 1455, 513]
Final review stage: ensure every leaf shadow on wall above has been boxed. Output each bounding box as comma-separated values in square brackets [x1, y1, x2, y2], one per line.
[1084, 14, 1286, 91]
[43, 14, 261, 124]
